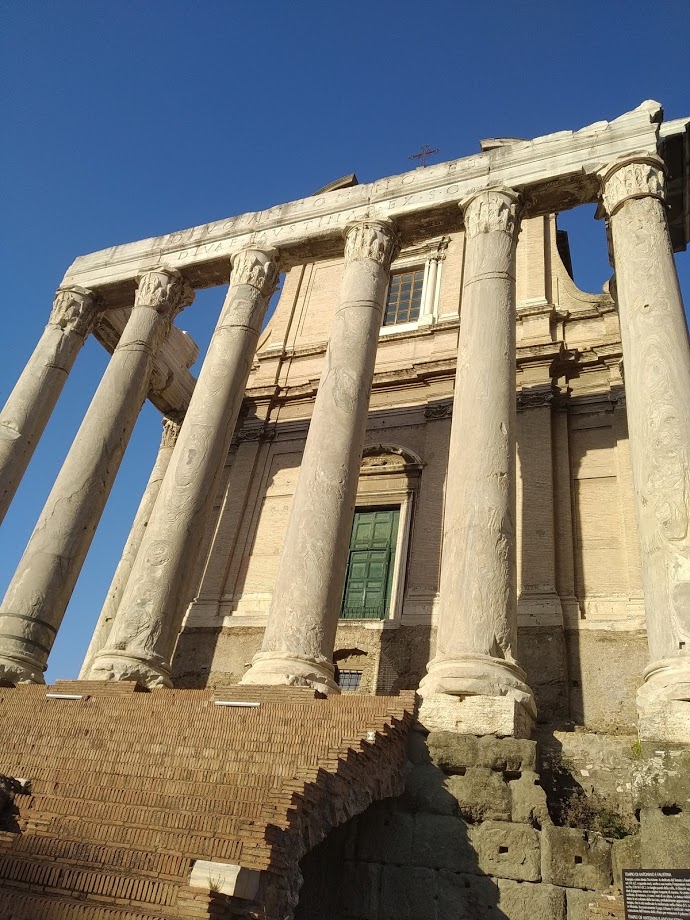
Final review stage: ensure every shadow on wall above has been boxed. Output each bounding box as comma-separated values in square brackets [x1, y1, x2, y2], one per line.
[295, 799, 508, 920]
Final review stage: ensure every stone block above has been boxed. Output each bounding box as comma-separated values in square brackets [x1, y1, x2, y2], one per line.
[638, 700, 690, 744]
[356, 806, 414, 865]
[403, 763, 457, 816]
[611, 834, 640, 888]
[427, 731, 537, 773]
[633, 746, 690, 808]
[413, 813, 476, 872]
[509, 770, 552, 828]
[420, 694, 534, 737]
[565, 887, 597, 920]
[427, 732, 478, 772]
[445, 767, 511, 822]
[478, 736, 537, 772]
[341, 861, 381, 920]
[471, 820, 541, 882]
[639, 806, 690, 870]
[497, 879, 566, 920]
[380, 865, 437, 920]
[541, 827, 612, 890]
[436, 871, 500, 918]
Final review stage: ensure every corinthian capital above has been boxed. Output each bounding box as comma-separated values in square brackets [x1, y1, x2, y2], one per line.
[599, 155, 666, 218]
[135, 268, 195, 317]
[343, 220, 400, 269]
[461, 188, 521, 238]
[161, 415, 183, 449]
[230, 247, 280, 297]
[50, 285, 98, 337]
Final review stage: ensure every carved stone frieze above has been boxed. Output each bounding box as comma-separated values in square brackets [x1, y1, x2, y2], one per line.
[343, 220, 400, 269]
[516, 385, 566, 410]
[461, 188, 520, 238]
[599, 155, 666, 218]
[230, 247, 280, 297]
[135, 268, 195, 317]
[424, 401, 453, 420]
[50, 285, 98, 338]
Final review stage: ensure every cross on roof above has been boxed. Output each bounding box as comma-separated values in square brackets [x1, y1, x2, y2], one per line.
[409, 144, 440, 168]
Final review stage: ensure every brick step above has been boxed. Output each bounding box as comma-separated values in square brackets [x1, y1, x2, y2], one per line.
[1, 751, 330, 780]
[22, 816, 247, 863]
[23, 772, 287, 804]
[0, 831, 193, 881]
[0, 853, 179, 910]
[0, 887, 169, 920]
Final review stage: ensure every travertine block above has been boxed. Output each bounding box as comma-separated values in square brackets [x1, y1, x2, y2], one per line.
[541, 827, 612, 890]
[497, 879, 566, 920]
[470, 821, 541, 882]
[419, 694, 534, 738]
[445, 768, 511, 822]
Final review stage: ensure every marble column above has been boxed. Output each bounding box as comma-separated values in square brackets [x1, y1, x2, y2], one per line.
[0, 285, 98, 524]
[78, 415, 182, 678]
[241, 220, 399, 693]
[418, 189, 536, 737]
[0, 268, 193, 684]
[599, 155, 690, 739]
[88, 247, 280, 687]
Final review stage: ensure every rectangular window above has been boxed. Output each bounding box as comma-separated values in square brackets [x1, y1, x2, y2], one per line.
[383, 268, 424, 326]
[337, 670, 362, 692]
[340, 508, 400, 619]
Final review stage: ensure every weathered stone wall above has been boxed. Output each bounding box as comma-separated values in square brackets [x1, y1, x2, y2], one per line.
[295, 732, 639, 920]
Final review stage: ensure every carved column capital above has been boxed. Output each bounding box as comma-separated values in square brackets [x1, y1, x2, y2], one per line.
[599, 155, 666, 218]
[343, 220, 400, 269]
[135, 268, 195, 318]
[50, 285, 99, 337]
[460, 188, 521, 238]
[230, 247, 281, 298]
[161, 415, 183, 449]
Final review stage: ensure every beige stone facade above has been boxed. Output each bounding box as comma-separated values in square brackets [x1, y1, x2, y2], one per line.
[170, 208, 645, 733]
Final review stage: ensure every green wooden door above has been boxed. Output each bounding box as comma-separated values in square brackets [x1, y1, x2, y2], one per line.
[340, 508, 400, 619]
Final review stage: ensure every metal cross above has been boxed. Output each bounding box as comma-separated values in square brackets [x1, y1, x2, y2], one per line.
[409, 144, 440, 168]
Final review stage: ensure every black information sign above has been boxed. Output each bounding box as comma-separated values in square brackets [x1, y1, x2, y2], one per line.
[624, 870, 690, 919]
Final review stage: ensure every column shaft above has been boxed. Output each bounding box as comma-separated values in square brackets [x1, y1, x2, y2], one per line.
[0, 269, 192, 683]
[79, 415, 182, 677]
[0, 286, 97, 523]
[241, 220, 399, 693]
[88, 247, 280, 687]
[600, 155, 690, 719]
[419, 189, 536, 736]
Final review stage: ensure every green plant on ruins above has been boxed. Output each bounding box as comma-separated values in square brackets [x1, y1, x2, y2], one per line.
[541, 751, 637, 839]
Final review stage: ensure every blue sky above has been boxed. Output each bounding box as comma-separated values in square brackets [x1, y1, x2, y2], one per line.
[1, 0, 688, 681]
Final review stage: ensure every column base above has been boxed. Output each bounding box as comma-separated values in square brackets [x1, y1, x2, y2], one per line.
[0, 654, 45, 685]
[87, 651, 172, 689]
[637, 657, 690, 743]
[239, 650, 340, 695]
[418, 654, 536, 737]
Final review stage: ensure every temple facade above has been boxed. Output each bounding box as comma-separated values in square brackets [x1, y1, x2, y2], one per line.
[0, 102, 689, 919]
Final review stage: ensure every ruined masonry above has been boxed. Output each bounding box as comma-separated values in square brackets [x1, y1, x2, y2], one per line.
[0, 101, 688, 919]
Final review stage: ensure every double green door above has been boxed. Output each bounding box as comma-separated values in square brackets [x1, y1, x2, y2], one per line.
[340, 508, 400, 620]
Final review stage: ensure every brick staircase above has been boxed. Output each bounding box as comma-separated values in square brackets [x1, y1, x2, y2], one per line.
[0, 682, 415, 919]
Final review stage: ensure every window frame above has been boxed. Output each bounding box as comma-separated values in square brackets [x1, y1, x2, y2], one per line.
[379, 236, 449, 336]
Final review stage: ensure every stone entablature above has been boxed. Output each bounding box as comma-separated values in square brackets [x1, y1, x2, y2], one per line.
[61, 102, 672, 300]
